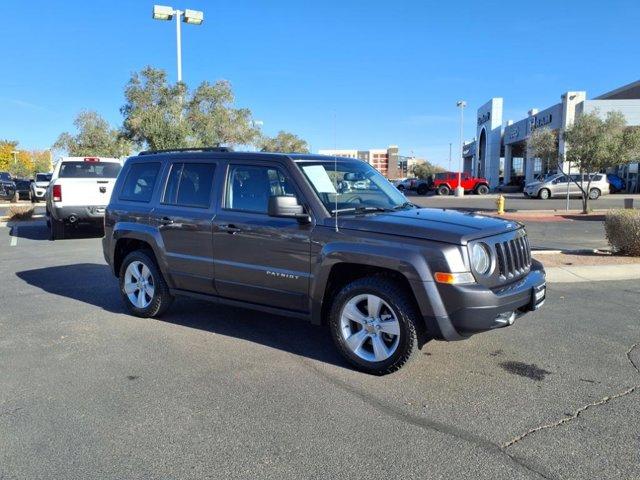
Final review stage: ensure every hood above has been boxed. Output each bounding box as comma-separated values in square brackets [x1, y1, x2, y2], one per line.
[325, 208, 522, 245]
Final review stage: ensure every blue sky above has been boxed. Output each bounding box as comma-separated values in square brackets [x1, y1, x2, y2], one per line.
[2, 0, 639, 166]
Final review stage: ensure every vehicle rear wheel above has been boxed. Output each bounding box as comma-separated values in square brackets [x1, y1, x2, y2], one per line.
[437, 185, 450, 196]
[329, 276, 420, 375]
[538, 188, 551, 200]
[475, 184, 489, 195]
[49, 218, 65, 240]
[416, 184, 428, 195]
[119, 250, 173, 318]
[588, 188, 601, 200]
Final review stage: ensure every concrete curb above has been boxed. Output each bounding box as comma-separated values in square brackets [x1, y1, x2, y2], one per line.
[545, 264, 640, 283]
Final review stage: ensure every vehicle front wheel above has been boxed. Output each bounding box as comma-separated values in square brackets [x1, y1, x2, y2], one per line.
[475, 184, 489, 195]
[437, 185, 450, 196]
[396, 185, 405, 191]
[538, 188, 551, 200]
[329, 277, 421, 375]
[119, 250, 173, 318]
[588, 188, 601, 200]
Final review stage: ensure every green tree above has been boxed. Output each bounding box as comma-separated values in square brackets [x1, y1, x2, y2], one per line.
[0, 140, 19, 172]
[54, 111, 131, 158]
[412, 160, 444, 179]
[529, 111, 640, 213]
[258, 131, 310, 153]
[188, 80, 262, 147]
[121, 67, 189, 150]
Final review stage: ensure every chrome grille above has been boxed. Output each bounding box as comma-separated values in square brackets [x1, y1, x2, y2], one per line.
[495, 235, 531, 279]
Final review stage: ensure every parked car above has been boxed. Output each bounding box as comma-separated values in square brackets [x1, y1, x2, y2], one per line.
[606, 173, 626, 193]
[0, 172, 17, 202]
[45, 157, 122, 239]
[395, 178, 432, 195]
[432, 171, 490, 195]
[13, 179, 31, 200]
[30, 172, 52, 202]
[102, 148, 546, 375]
[523, 173, 609, 200]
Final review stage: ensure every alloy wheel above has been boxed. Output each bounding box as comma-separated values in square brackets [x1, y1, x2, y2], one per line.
[123, 261, 155, 309]
[339, 294, 401, 362]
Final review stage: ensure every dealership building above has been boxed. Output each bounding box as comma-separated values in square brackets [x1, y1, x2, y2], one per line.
[462, 80, 640, 193]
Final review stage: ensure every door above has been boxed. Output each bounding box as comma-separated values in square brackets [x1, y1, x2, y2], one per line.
[151, 161, 218, 294]
[550, 175, 567, 197]
[213, 162, 312, 312]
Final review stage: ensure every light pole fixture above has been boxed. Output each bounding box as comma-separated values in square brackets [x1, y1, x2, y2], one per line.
[455, 100, 466, 197]
[152, 5, 204, 83]
[11, 150, 19, 166]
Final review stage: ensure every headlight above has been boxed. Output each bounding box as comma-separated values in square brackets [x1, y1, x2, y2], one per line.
[471, 243, 491, 275]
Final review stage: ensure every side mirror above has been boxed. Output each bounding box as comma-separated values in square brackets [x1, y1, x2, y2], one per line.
[268, 196, 310, 223]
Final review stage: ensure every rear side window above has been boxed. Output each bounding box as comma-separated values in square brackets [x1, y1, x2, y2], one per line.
[163, 162, 216, 208]
[59, 161, 121, 178]
[119, 162, 161, 203]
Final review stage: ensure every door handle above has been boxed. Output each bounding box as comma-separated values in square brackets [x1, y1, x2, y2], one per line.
[159, 216, 174, 226]
[219, 224, 242, 234]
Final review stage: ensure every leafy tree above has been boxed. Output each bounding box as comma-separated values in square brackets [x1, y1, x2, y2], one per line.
[121, 67, 189, 150]
[121, 67, 262, 150]
[258, 131, 310, 153]
[54, 111, 131, 158]
[30, 150, 53, 173]
[0, 140, 19, 172]
[412, 160, 444, 179]
[188, 81, 262, 147]
[529, 111, 640, 213]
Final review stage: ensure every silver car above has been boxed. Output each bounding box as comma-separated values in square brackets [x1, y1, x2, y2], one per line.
[523, 173, 609, 200]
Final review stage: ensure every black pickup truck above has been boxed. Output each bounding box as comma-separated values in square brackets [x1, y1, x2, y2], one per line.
[0, 172, 17, 202]
[102, 149, 546, 374]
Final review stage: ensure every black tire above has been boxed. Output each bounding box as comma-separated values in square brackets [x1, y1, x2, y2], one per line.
[589, 188, 601, 200]
[49, 218, 65, 240]
[119, 250, 173, 318]
[475, 184, 489, 195]
[329, 276, 421, 375]
[396, 185, 405, 191]
[437, 185, 450, 196]
[416, 184, 428, 195]
[538, 188, 551, 200]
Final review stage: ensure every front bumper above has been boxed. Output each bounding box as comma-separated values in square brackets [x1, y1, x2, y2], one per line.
[414, 260, 546, 340]
[49, 205, 106, 224]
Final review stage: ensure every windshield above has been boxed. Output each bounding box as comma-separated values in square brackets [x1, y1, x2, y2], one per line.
[296, 159, 408, 214]
[59, 161, 121, 178]
[36, 173, 52, 182]
[0, 172, 11, 182]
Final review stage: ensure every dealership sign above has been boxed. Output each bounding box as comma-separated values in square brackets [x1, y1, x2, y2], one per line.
[477, 112, 491, 125]
[530, 113, 554, 130]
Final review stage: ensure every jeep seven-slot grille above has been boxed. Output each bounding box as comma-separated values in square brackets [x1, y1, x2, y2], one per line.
[495, 235, 531, 279]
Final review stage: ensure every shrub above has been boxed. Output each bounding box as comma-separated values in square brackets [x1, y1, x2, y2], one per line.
[605, 209, 640, 256]
[6, 205, 34, 221]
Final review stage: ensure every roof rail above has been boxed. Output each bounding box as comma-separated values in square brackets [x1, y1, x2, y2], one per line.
[138, 146, 233, 156]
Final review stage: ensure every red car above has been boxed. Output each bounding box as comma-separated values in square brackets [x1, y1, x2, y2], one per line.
[432, 172, 490, 196]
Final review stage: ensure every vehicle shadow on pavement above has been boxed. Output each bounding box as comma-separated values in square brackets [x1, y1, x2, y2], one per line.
[159, 297, 350, 369]
[16, 263, 124, 314]
[9, 222, 103, 241]
[15, 263, 350, 369]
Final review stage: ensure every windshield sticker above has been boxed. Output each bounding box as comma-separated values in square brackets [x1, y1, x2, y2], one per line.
[302, 165, 337, 193]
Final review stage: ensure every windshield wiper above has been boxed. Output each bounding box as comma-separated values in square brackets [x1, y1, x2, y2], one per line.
[392, 201, 417, 210]
[331, 206, 392, 215]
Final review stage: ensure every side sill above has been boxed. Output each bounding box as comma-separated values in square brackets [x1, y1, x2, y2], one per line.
[169, 288, 312, 322]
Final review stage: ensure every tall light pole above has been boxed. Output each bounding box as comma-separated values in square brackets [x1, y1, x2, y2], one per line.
[455, 100, 466, 197]
[153, 5, 204, 83]
[448, 142, 452, 171]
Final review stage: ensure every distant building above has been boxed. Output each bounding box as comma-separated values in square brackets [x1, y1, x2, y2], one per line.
[318, 145, 401, 178]
[462, 79, 640, 192]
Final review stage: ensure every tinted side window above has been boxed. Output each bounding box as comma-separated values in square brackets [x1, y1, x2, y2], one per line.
[119, 162, 161, 203]
[163, 162, 216, 208]
[226, 165, 294, 213]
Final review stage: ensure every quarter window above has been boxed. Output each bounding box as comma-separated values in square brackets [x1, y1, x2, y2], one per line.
[226, 165, 296, 213]
[163, 163, 216, 208]
[119, 162, 161, 203]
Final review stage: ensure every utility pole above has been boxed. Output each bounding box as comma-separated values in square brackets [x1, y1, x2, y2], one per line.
[455, 101, 466, 197]
[448, 142, 452, 171]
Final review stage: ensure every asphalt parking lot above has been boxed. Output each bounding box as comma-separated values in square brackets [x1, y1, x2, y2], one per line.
[1, 222, 638, 479]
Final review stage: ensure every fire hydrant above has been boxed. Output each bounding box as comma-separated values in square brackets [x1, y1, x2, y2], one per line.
[496, 195, 505, 215]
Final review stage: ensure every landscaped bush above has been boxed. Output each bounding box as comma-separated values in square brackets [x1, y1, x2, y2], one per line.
[605, 209, 640, 256]
[6, 205, 34, 221]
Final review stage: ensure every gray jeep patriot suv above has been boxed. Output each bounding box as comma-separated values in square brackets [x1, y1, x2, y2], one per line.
[103, 148, 546, 374]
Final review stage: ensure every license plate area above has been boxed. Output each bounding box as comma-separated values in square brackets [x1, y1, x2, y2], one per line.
[531, 284, 546, 310]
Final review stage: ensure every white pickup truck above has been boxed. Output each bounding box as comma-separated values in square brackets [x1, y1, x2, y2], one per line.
[46, 156, 123, 240]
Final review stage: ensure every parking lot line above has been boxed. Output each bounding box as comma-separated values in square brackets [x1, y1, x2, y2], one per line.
[10, 227, 17, 246]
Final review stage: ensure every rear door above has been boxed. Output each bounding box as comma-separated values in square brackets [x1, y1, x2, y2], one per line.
[150, 160, 218, 295]
[57, 158, 122, 207]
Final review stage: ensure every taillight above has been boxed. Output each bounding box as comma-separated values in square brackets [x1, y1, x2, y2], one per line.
[52, 184, 62, 202]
